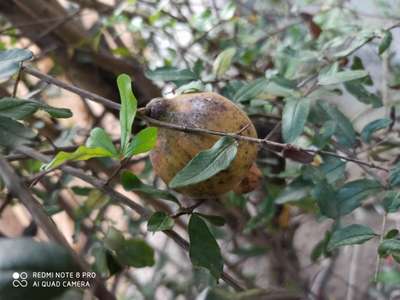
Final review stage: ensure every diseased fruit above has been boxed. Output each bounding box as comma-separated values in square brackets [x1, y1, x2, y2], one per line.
[233, 162, 262, 194]
[144, 92, 258, 198]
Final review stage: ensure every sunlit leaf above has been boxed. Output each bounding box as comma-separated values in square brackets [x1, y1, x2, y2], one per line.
[169, 137, 238, 189]
[43, 146, 113, 170]
[282, 98, 310, 143]
[125, 127, 157, 157]
[212, 47, 236, 78]
[86, 127, 118, 157]
[117, 74, 137, 154]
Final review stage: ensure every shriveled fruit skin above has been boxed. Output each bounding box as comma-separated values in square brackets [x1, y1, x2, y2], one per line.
[146, 92, 258, 198]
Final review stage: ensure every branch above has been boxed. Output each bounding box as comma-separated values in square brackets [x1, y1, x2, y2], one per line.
[20, 66, 389, 173]
[15, 145, 246, 292]
[0, 155, 116, 300]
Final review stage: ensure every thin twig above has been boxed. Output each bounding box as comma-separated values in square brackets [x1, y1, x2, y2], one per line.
[171, 199, 206, 219]
[12, 62, 23, 97]
[20, 66, 389, 172]
[374, 213, 387, 283]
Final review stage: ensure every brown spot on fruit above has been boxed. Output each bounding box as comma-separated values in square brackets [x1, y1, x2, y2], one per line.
[147, 92, 259, 198]
[233, 162, 262, 194]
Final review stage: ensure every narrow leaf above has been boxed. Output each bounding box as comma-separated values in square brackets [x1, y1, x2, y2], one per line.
[317, 100, 356, 147]
[189, 214, 223, 279]
[169, 136, 238, 189]
[328, 224, 377, 251]
[0, 48, 33, 64]
[344, 81, 382, 108]
[41, 105, 72, 118]
[0, 115, 36, 148]
[0, 98, 72, 119]
[125, 127, 158, 157]
[212, 47, 236, 78]
[282, 98, 310, 143]
[361, 118, 391, 143]
[0, 98, 38, 119]
[383, 191, 400, 213]
[379, 239, 400, 257]
[147, 212, 174, 232]
[337, 179, 382, 216]
[313, 180, 339, 219]
[318, 70, 368, 85]
[43, 146, 113, 170]
[389, 163, 400, 187]
[0, 49, 33, 80]
[117, 74, 137, 154]
[195, 213, 226, 227]
[86, 127, 118, 157]
[233, 78, 267, 102]
[121, 171, 180, 206]
[379, 31, 392, 55]
[145, 67, 197, 82]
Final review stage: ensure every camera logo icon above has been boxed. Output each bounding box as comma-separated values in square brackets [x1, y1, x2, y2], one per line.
[12, 272, 28, 288]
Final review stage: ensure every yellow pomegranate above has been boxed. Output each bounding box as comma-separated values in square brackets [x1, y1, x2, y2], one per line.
[144, 92, 258, 198]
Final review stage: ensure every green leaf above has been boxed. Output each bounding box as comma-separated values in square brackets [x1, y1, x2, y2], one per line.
[313, 180, 339, 219]
[176, 80, 204, 94]
[169, 136, 238, 189]
[195, 213, 226, 227]
[0, 98, 73, 119]
[125, 127, 158, 157]
[385, 229, 399, 240]
[0, 115, 36, 148]
[71, 186, 92, 196]
[337, 179, 382, 216]
[328, 224, 377, 251]
[115, 239, 155, 268]
[145, 67, 198, 82]
[188, 214, 223, 279]
[121, 170, 180, 206]
[74, 189, 108, 220]
[0, 49, 32, 80]
[313, 120, 336, 148]
[275, 179, 310, 204]
[147, 211, 174, 232]
[389, 163, 400, 187]
[317, 100, 356, 147]
[212, 47, 236, 78]
[41, 105, 72, 118]
[0, 98, 38, 119]
[233, 78, 267, 102]
[344, 81, 382, 108]
[117, 74, 137, 154]
[379, 30, 392, 55]
[42, 146, 113, 170]
[282, 98, 310, 143]
[104, 227, 125, 251]
[86, 127, 118, 157]
[264, 76, 298, 98]
[220, 1, 236, 20]
[383, 191, 400, 213]
[0, 48, 33, 64]
[361, 118, 391, 143]
[378, 239, 400, 257]
[318, 70, 368, 85]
